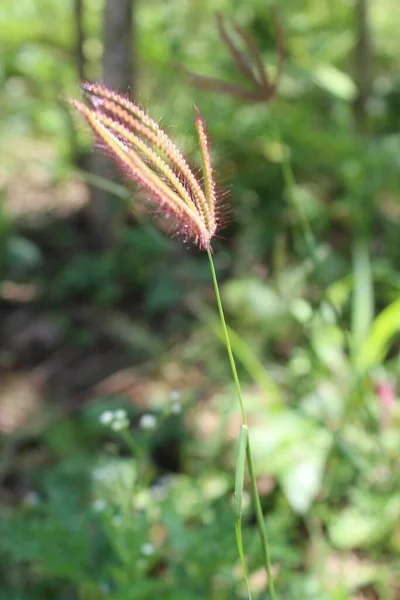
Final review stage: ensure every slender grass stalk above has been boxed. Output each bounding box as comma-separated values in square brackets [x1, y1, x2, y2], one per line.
[351, 237, 374, 363]
[235, 424, 252, 599]
[235, 519, 252, 599]
[71, 85, 278, 598]
[272, 123, 315, 258]
[207, 248, 277, 600]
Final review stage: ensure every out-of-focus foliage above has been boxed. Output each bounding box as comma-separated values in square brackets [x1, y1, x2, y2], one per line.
[0, 0, 399, 598]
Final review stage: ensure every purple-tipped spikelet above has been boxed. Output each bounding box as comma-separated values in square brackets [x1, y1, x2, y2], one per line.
[70, 82, 220, 250]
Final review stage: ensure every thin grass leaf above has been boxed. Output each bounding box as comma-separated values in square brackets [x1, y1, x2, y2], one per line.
[351, 238, 374, 362]
[357, 297, 400, 371]
[235, 425, 252, 599]
[235, 425, 249, 519]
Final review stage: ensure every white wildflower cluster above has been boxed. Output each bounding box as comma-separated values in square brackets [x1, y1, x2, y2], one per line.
[99, 409, 129, 431]
[139, 413, 157, 430]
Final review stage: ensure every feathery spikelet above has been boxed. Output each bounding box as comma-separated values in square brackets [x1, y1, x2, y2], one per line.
[69, 83, 219, 249]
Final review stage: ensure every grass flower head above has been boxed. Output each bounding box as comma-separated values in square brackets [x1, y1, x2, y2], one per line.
[70, 83, 220, 249]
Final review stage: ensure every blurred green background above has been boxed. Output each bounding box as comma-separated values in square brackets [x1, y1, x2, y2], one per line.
[0, 0, 399, 598]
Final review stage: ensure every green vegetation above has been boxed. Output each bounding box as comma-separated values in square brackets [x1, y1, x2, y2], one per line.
[0, 0, 399, 598]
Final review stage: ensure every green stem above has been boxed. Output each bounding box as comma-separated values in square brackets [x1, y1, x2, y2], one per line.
[273, 124, 315, 257]
[235, 518, 253, 599]
[207, 248, 277, 600]
[246, 441, 276, 600]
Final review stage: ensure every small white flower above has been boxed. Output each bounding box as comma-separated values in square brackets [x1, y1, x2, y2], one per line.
[141, 542, 155, 556]
[139, 413, 157, 430]
[111, 418, 129, 431]
[171, 401, 182, 414]
[92, 498, 107, 512]
[114, 409, 127, 420]
[170, 390, 181, 402]
[99, 410, 114, 425]
[100, 408, 129, 430]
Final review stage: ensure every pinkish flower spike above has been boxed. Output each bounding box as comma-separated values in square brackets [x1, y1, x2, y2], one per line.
[195, 107, 216, 230]
[69, 86, 220, 250]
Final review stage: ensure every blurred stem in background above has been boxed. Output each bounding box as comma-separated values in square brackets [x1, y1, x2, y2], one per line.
[87, 0, 135, 249]
[74, 0, 86, 82]
[353, 0, 372, 135]
[351, 0, 373, 351]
